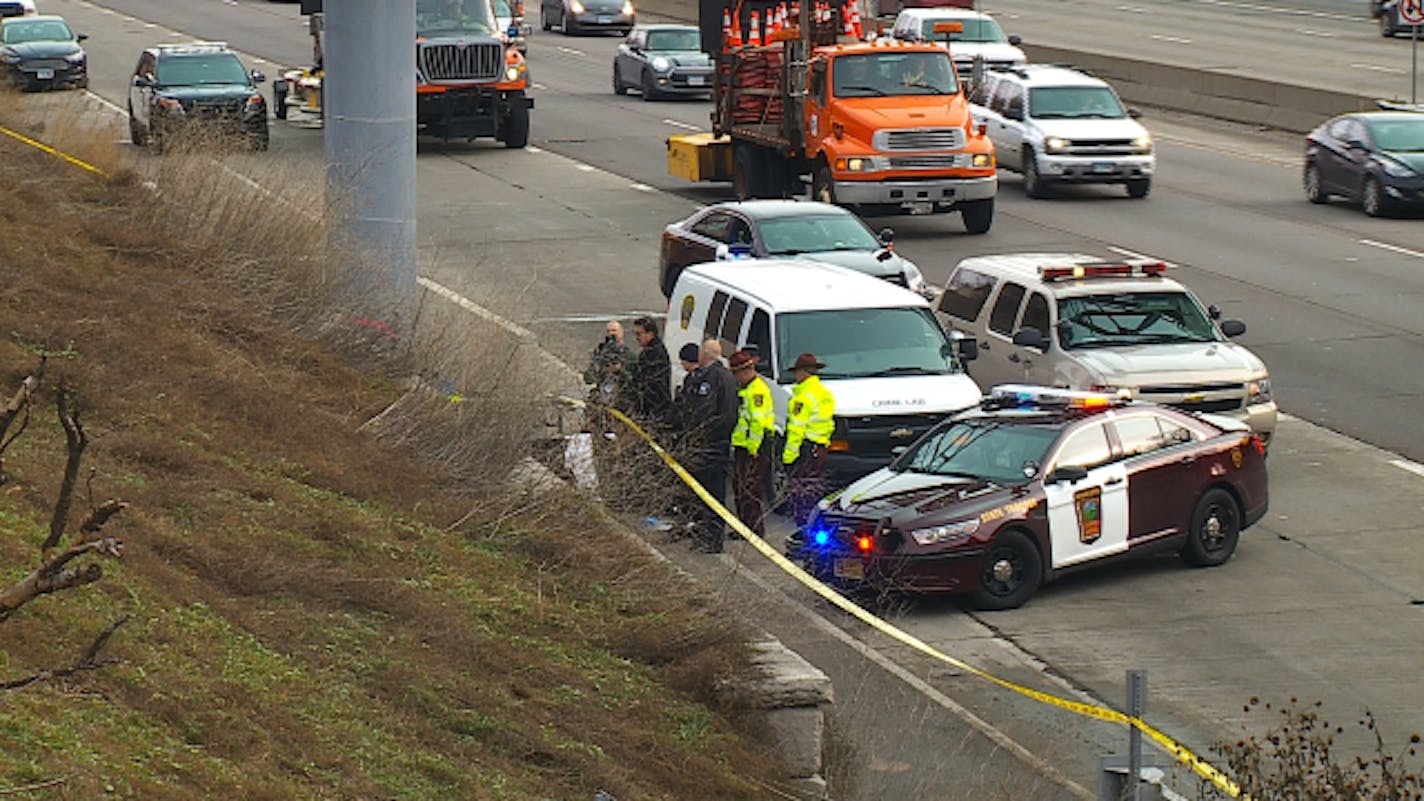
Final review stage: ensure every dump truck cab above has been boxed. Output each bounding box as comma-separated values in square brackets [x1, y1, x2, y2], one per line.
[804, 39, 996, 223]
[415, 0, 534, 146]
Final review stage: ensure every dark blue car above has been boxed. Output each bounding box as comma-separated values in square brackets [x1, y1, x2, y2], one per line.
[1304, 110, 1424, 217]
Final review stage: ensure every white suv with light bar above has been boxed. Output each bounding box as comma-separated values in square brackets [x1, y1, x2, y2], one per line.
[935, 253, 1277, 445]
[969, 64, 1154, 199]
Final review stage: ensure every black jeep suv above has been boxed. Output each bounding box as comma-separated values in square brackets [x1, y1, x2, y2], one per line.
[128, 42, 269, 152]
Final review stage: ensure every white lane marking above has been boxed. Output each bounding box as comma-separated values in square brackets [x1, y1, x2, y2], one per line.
[1153, 132, 1297, 168]
[555, 45, 585, 56]
[418, 277, 538, 340]
[1116, 5, 1149, 12]
[1360, 238, 1424, 259]
[527, 145, 544, 153]
[1296, 28, 1334, 37]
[1150, 33, 1192, 44]
[1391, 459, 1424, 478]
[87, 91, 124, 114]
[629, 182, 654, 191]
[662, 118, 700, 131]
[1185, 0, 1356, 21]
[1351, 62, 1405, 75]
[532, 82, 547, 89]
[576, 163, 596, 172]
[1106, 245, 1177, 266]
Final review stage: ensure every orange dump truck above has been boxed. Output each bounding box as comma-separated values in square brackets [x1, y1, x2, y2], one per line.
[668, 0, 996, 232]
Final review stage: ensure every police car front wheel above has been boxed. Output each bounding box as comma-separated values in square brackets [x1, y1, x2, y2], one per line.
[1181, 488, 1241, 568]
[972, 529, 1042, 611]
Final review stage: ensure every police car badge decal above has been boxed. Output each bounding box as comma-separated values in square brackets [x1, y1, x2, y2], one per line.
[1074, 486, 1102, 544]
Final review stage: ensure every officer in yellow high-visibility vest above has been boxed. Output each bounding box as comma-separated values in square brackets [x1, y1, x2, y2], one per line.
[782, 352, 835, 527]
[729, 349, 776, 537]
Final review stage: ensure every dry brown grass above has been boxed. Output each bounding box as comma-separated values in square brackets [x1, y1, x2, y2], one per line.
[0, 88, 797, 800]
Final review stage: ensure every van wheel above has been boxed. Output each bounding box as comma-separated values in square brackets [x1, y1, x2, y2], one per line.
[733, 144, 765, 200]
[960, 197, 994, 234]
[972, 530, 1042, 610]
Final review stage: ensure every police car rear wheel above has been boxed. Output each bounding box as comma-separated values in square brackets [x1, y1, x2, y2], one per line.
[972, 529, 1041, 611]
[1181, 488, 1240, 568]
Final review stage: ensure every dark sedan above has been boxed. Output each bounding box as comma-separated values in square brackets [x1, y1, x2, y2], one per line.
[0, 15, 87, 91]
[613, 24, 713, 100]
[540, 0, 634, 35]
[786, 385, 1269, 610]
[658, 199, 928, 297]
[1304, 111, 1424, 216]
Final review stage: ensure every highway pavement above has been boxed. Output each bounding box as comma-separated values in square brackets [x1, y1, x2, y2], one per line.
[20, 0, 1424, 797]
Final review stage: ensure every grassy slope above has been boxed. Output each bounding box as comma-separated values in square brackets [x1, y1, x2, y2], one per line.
[0, 126, 783, 799]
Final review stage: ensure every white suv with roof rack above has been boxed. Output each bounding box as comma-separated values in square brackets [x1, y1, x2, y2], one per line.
[969, 64, 1154, 199]
[934, 253, 1277, 445]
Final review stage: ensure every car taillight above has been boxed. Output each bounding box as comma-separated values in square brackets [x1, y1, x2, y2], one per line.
[1249, 434, 1265, 456]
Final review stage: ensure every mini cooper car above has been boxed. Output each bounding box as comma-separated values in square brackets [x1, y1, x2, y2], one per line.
[786, 385, 1269, 610]
[0, 15, 87, 91]
[612, 24, 713, 100]
[658, 199, 928, 298]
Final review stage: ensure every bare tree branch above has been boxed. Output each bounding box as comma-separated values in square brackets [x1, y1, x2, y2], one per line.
[0, 359, 45, 485]
[0, 615, 129, 691]
[0, 539, 122, 619]
[43, 386, 86, 554]
[78, 499, 129, 544]
[0, 776, 70, 795]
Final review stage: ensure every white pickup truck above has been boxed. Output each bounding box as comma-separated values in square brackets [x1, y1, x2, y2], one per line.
[969, 64, 1155, 199]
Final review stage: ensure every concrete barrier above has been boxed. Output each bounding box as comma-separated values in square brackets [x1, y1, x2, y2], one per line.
[630, 0, 1387, 133]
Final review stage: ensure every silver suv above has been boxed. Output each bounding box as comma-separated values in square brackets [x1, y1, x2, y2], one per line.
[934, 253, 1277, 445]
[969, 64, 1154, 199]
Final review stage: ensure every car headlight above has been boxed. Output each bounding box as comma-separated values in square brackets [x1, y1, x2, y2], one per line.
[909, 518, 980, 547]
[1380, 157, 1416, 178]
[622, 0, 635, 14]
[1043, 136, 1069, 154]
[569, 0, 585, 12]
[971, 152, 993, 167]
[1132, 134, 1152, 153]
[902, 260, 926, 293]
[651, 56, 670, 72]
[504, 64, 523, 81]
[64, 51, 86, 64]
[836, 156, 876, 171]
[157, 96, 184, 113]
[1248, 376, 1272, 405]
[0, 49, 18, 65]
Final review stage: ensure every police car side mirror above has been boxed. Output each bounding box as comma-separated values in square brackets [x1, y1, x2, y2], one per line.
[133, 74, 152, 88]
[1012, 327, 1047, 351]
[250, 70, 267, 84]
[1219, 319, 1246, 338]
[878, 227, 894, 246]
[1008, 34, 1022, 46]
[1047, 465, 1088, 484]
[77, 33, 88, 42]
[956, 337, 978, 363]
[1127, 107, 1143, 119]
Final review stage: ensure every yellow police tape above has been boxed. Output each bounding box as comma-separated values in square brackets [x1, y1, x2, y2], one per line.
[0, 122, 110, 178]
[608, 407, 1245, 799]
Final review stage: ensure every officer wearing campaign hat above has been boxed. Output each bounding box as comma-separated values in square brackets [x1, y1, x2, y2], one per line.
[783, 352, 835, 528]
[729, 348, 776, 537]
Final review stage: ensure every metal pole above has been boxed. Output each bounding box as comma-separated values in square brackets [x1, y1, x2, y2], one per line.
[1127, 669, 1146, 801]
[323, 0, 419, 322]
[1413, 22, 1418, 105]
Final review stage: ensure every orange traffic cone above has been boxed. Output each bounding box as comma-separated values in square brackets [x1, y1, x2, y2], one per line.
[769, 6, 781, 36]
[722, 9, 733, 42]
[849, 2, 863, 38]
[748, 10, 762, 45]
[791, 1, 801, 25]
[729, 13, 742, 46]
[842, 2, 855, 36]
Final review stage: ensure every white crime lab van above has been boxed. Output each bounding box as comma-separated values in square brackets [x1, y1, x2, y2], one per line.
[664, 258, 983, 479]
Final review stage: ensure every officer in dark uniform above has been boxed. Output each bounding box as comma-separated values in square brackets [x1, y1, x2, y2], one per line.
[673, 340, 739, 553]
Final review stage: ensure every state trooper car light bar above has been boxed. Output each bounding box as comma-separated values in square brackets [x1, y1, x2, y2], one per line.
[1038, 261, 1168, 282]
[988, 384, 1129, 410]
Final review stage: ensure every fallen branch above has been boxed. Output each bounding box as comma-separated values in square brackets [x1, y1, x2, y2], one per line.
[0, 538, 123, 619]
[43, 386, 86, 554]
[0, 360, 44, 484]
[0, 615, 130, 691]
[0, 776, 70, 796]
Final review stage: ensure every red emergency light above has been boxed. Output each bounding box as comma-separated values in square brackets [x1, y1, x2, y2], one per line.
[1038, 261, 1168, 282]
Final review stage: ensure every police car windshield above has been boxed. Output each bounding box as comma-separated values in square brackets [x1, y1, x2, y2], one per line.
[760, 215, 881, 255]
[895, 419, 1057, 484]
[417, 0, 496, 35]
[2, 19, 72, 43]
[156, 54, 249, 86]
[1057, 291, 1219, 349]
[919, 16, 1006, 43]
[1029, 86, 1126, 119]
[777, 307, 957, 380]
